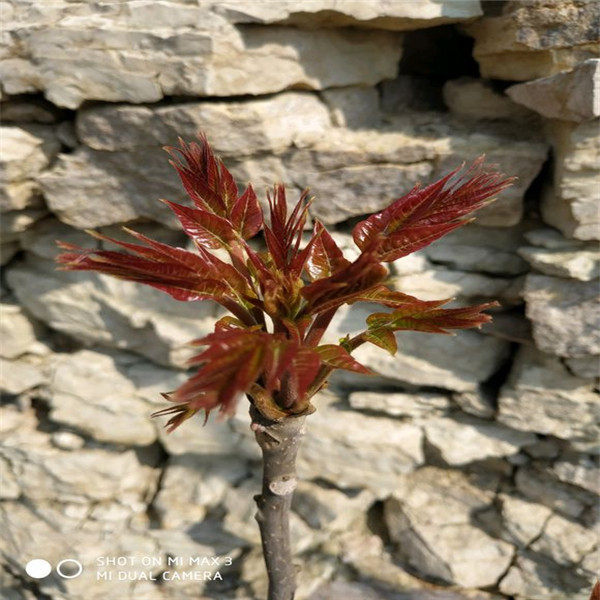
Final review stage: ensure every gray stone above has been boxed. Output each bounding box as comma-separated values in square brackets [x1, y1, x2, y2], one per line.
[1, 4, 402, 108]
[321, 86, 381, 128]
[519, 244, 600, 281]
[524, 274, 600, 357]
[423, 416, 536, 466]
[6, 253, 220, 367]
[216, 0, 483, 30]
[541, 119, 600, 241]
[348, 390, 450, 418]
[326, 304, 510, 392]
[443, 77, 533, 121]
[0, 303, 39, 359]
[507, 59, 600, 122]
[498, 346, 599, 442]
[390, 269, 524, 306]
[0, 357, 46, 395]
[424, 224, 528, 275]
[0, 407, 159, 504]
[292, 480, 375, 533]
[515, 465, 597, 519]
[531, 513, 597, 566]
[551, 456, 600, 495]
[464, 1, 600, 81]
[42, 349, 158, 446]
[154, 454, 248, 529]
[499, 551, 592, 600]
[566, 355, 600, 378]
[498, 493, 552, 548]
[452, 389, 495, 418]
[384, 467, 512, 588]
[76, 92, 331, 155]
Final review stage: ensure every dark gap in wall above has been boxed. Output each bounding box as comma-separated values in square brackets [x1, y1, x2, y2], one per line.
[399, 25, 480, 80]
[522, 152, 553, 222]
[480, 341, 521, 410]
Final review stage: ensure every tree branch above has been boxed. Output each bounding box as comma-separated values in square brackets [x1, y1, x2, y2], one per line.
[250, 405, 306, 600]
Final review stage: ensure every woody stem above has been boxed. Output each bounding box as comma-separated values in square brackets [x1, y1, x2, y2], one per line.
[250, 405, 306, 600]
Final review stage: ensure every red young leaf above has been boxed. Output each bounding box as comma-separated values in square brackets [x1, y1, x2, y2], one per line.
[353, 158, 515, 261]
[306, 221, 350, 281]
[163, 200, 237, 249]
[301, 245, 388, 314]
[315, 345, 371, 374]
[231, 185, 263, 239]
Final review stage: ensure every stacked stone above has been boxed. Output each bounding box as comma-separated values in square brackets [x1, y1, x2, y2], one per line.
[1, 2, 598, 599]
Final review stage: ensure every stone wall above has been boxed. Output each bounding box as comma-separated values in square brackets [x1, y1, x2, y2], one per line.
[1, 1, 598, 599]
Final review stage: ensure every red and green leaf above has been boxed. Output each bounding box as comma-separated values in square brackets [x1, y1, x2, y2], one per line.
[353, 158, 515, 261]
[306, 221, 350, 280]
[315, 344, 371, 374]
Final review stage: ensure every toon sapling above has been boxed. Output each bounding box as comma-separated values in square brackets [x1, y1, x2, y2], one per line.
[57, 134, 514, 600]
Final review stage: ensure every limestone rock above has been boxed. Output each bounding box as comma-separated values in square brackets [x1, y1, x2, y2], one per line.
[0, 357, 46, 395]
[326, 304, 510, 392]
[566, 355, 600, 378]
[321, 87, 381, 128]
[531, 513, 597, 566]
[216, 0, 483, 30]
[551, 456, 600, 495]
[498, 493, 552, 548]
[292, 480, 375, 533]
[6, 253, 220, 367]
[0, 303, 40, 359]
[443, 77, 533, 121]
[424, 223, 528, 275]
[499, 551, 592, 600]
[41, 349, 158, 446]
[541, 119, 600, 240]
[452, 389, 495, 418]
[295, 393, 424, 493]
[348, 390, 450, 418]
[0, 407, 159, 504]
[384, 467, 512, 588]
[76, 92, 331, 155]
[519, 232, 600, 280]
[464, 1, 600, 81]
[423, 416, 536, 465]
[391, 269, 524, 305]
[1, 3, 402, 108]
[295, 114, 547, 226]
[153, 454, 249, 529]
[524, 274, 600, 357]
[515, 465, 597, 519]
[507, 59, 600, 122]
[498, 346, 599, 442]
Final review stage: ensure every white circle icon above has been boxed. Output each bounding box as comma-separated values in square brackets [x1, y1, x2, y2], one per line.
[56, 558, 83, 579]
[25, 559, 52, 579]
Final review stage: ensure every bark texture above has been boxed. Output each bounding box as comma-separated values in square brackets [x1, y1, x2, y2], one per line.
[251, 405, 306, 600]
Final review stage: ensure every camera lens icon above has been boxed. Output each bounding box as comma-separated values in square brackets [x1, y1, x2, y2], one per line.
[25, 558, 83, 579]
[56, 559, 83, 579]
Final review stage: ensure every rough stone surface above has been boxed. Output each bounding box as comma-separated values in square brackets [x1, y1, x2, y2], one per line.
[497, 493, 552, 548]
[541, 119, 600, 241]
[518, 243, 600, 281]
[216, 1, 483, 30]
[507, 59, 600, 122]
[384, 467, 513, 588]
[1, 4, 403, 108]
[6, 253, 220, 367]
[423, 416, 536, 466]
[348, 390, 450, 418]
[498, 346, 599, 443]
[443, 77, 533, 121]
[464, 1, 600, 81]
[326, 304, 510, 392]
[524, 274, 600, 357]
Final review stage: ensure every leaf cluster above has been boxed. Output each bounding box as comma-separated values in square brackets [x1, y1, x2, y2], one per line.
[57, 135, 514, 430]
